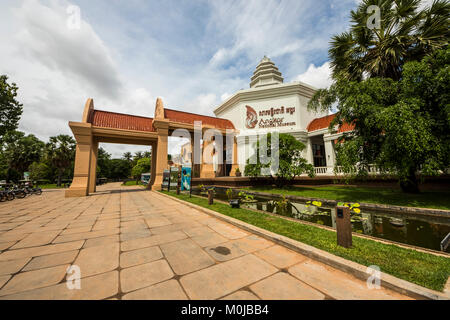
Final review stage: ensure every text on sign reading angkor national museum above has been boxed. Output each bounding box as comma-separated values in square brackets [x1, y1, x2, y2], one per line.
[258, 106, 296, 129]
[245, 105, 297, 130]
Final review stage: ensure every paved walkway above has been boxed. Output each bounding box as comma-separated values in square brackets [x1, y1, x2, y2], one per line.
[0, 183, 410, 300]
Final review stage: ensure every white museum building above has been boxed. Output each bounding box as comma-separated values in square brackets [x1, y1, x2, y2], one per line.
[213, 56, 354, 176]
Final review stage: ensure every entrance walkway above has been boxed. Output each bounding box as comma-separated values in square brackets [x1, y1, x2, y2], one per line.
[0, 183, 410, 300]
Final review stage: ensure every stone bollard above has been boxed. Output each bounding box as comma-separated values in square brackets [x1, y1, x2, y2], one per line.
[208, 189, 214, 205]
[335, 206, 352, 248]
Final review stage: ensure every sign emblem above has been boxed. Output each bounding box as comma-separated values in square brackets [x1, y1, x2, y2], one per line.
[245, 105, 258, 129]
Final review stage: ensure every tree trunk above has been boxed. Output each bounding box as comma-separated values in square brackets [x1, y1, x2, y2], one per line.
[399, 168, 420, 193]
[57, 169, 62, 187]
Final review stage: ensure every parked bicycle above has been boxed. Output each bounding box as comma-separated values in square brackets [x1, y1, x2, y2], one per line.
[0, 189, 15, 202]
[23, 182, 42, 196]
[11, 185, 27, 199]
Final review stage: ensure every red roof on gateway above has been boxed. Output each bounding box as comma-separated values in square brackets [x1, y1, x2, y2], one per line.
[89, 108, 235, 132]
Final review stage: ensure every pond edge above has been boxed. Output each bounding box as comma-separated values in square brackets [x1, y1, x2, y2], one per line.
[157, 191, 450, 300]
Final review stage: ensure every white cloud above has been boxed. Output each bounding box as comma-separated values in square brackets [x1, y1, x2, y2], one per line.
[184, 93, 218, 117]
[0, 0, 357, 158]
[294, 62, 333, 89]
[220, 93, 232, 102]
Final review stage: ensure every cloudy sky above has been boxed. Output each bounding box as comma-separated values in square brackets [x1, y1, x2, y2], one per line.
[1, 0, 362, 157]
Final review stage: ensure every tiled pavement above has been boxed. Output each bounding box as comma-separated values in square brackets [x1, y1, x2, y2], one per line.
[0, 183, 411, 300]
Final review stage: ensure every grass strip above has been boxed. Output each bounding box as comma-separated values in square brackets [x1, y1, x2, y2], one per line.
[161, 191, 450, 291]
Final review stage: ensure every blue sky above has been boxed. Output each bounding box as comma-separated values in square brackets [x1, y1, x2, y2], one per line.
[0, 0, 361, 156]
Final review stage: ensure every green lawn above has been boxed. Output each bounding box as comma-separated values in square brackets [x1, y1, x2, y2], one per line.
[243, 186, 450, 210]
[161, 191, 450, 292]
[38, 184, 67, 189]
[122, 180, 145, 187]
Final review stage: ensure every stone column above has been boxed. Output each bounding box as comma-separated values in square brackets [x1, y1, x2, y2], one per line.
[65, 122, 93, 197]
[88, 138, 99, 194]
[151, 120, 169, 190]
[306, 138, 314, 166]
[324, 137, 335, 168]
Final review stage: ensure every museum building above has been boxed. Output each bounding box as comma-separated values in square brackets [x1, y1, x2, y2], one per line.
[214, 56, 354, 176]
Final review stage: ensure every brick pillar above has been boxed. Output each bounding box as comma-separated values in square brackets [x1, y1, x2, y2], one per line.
[65, 122, 93, 197]
[152, 120, 169, 190]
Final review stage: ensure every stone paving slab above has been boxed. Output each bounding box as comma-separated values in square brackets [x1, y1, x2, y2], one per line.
[160, 239, 215, 275]
[0, 183, 413, 300]
[120, 246, 163, 269]
[250, 272, 326, 300]
[122, 279, 188, 300]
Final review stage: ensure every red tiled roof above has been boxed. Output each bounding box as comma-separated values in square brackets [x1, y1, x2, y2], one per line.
[307, 113, 354, 133]
[164, 109, 235, 130]
[90, 110, 155, 132]
[89, 109, 235, 132]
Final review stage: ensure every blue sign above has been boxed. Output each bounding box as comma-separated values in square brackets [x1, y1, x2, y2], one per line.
[181, 167, 191, 191]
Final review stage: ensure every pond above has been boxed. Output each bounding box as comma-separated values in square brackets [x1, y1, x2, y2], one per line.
[192, 187, 450, 253]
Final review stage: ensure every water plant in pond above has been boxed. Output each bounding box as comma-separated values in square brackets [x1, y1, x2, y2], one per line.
[226, 188, 234, 200]
[238, 191, 258, 203]
[306, 200, 322, 208]
[198, 184, 215, 196]
[337, 202, 361, 214]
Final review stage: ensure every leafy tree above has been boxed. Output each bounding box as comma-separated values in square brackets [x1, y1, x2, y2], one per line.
[109, 159, 132, 180]
[329, 0, 449, 81]
[143, 151, 151, 158]
[131, 157, 150, 184]
[29, 162, 50, 182]
[133, 151, 144, 165]
[1, 131, 45, 181]
[0, 75, 23, 142]
[46, 135, 76, 186]
[245, 133, 315, 187]
[309, 48, 450, 193]
[97, 147, 112, 179]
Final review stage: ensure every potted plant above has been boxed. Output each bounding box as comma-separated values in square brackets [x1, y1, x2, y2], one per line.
[235, 167, 242, 177]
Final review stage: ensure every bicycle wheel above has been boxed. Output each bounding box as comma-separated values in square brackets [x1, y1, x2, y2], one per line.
[16, 191, 26, 199]
[7, 193, 15, 201]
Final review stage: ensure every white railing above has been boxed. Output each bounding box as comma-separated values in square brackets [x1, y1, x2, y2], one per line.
[312, 165, 382, 176]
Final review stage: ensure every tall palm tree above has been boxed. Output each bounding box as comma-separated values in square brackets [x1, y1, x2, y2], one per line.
[46, 135, 76, 186]
[122, 152, 132, 162]
[330, 0, 449, 81]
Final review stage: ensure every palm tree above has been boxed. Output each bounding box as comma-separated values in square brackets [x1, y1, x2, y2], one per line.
[46, 135, 76, 186]
[122, 152, 132, 162]
[134, 151, 143, 161]
[330, 0, 449, 81]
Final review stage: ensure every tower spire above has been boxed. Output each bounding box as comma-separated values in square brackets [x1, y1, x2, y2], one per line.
[250, 56, 284, 88]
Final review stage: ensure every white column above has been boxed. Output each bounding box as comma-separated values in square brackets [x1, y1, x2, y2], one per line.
[306, 138, 314, 165]
[324, 137, 335, 168]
